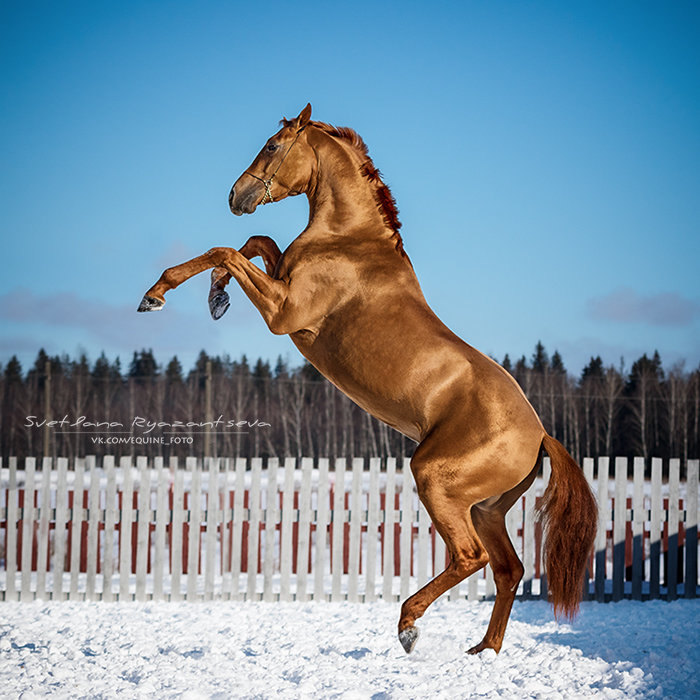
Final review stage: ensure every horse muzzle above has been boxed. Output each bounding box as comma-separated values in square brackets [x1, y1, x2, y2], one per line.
[228, 186, 258, 216]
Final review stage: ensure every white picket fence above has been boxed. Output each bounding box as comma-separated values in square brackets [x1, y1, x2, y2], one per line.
[0, 456, 698, 603]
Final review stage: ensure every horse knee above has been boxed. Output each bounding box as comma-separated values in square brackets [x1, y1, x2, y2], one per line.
[161, 267, 178, 286]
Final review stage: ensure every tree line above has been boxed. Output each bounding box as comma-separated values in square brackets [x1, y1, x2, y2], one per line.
[1, 344, 698, 466]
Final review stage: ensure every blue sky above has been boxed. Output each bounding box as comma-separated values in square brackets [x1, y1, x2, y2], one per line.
[1, 0, 699, 377]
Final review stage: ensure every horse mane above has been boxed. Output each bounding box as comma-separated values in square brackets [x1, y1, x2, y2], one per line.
[281, 117, 405, 256]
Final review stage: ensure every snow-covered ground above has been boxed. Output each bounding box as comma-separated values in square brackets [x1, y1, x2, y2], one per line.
[1, 599, 698, 699]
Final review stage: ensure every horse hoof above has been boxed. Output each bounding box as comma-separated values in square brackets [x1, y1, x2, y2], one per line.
[209, 291, 230, 320]
[137, 295, 165, 312]
[467, 641, 498, 655]
[398, 626, 419, 654]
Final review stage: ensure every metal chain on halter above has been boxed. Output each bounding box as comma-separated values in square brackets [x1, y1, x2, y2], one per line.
[245, 127, 304, 205]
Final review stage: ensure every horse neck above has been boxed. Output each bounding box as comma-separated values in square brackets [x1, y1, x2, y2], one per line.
[306, 131, 391, 241]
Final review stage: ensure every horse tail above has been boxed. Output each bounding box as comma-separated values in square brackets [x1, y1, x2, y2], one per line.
[537, 433, 597, 620]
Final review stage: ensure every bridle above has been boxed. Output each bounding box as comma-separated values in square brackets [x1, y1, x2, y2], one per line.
[244, 127, 304, 205]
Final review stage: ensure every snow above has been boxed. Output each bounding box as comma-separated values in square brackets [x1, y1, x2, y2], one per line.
[1, 599, 698, 699]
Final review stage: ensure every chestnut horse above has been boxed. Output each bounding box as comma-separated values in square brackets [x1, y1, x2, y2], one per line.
[138, 103, 597, 655]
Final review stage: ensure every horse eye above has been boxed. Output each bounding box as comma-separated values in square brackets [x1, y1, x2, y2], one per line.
[266, 143, 277, 152]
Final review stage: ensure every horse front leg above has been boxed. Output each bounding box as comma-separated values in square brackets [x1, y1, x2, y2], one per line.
[137, 248, 224, 312]
[138, 246, 281, 313]
[138, 246, 293, 335]
[208, 236, 282, 320]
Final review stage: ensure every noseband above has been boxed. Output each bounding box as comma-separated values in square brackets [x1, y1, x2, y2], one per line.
[244, 128, 304, 205]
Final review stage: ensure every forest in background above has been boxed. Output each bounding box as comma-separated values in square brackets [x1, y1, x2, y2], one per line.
[1, 343, 698, 467]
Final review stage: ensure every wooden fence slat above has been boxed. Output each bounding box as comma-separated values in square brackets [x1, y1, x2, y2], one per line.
[399, 460, 414, 601]
[296, 457, 314, 602]
[331, 458, 346, 602]
[502, 505, 520, 597]
[382, 457, 397, 602]
[171, 466, 184, 602]
[152, 457, 167, 601]
[246, 458, 263, 601]
[686, 459, 699, 599]
[102, 456, 117, 601]
[582, 458, 594, 600]
[187, 457, 202, 602]
[69, 459, 85, 600]
[365, 458, 381, 602]
[35, 457, 52, 600]
[280, 458, 296, 602]
[631, 457, 644, 600]
[228, 458, 246, 601]
[540, 457, 551, 601]
[20, 458, 36, 601]
[118, 457, 133, 601]
[263, 457, 280, 602]
[347, 458, 363, 603]
[204, 458, 220, 602]
[5, 458, 18, 601]
[595, 456, 610, 602]
[649, 457, 662, 599]
[667, 458, 680, 601]
[135, 457, 150, 602]
[522, 477, 537, 598]
[314, 458, 330, 601]
[219, 458, 233, 600]
[52, 458, 69, 601]
[612, 457, 627, 602]
[85, 456, 99, 601]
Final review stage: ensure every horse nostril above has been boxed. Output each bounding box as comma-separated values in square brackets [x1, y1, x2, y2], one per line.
[228, 188, 235, 206]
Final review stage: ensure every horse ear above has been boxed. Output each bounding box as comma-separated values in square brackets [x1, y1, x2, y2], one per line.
[296, 103, 312, 131]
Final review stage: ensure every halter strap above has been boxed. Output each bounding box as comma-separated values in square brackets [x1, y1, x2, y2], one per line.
[244, 128, 304, 205]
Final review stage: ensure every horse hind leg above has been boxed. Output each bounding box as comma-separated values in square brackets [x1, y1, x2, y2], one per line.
[467, 506, 524, 654]
[208, 236, 282, 320]
[398, 482, 489, 653]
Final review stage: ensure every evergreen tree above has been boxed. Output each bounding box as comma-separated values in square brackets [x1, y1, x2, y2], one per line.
[252, 358, 272, 393]
[274, 356, 289, 379]
[165, 356, 184, 383]
[581, 356, 604, 383]
[531, 341, 549, 373]
[551, 351, 566, 374]
[129, 349, 159, 384]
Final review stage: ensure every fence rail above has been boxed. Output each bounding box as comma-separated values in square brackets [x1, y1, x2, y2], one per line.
[1, 456, 698, 603]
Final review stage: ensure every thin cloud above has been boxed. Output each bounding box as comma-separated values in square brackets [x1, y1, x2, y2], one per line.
[587, 288, 700, 327]
[0, 287, 235, 358]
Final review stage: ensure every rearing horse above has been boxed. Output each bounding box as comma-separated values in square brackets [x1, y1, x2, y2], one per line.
[138, 103, 597, 655]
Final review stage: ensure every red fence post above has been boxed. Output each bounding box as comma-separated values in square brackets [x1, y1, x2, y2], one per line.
[80, 489, 89, 573]
[131, 491, 138, 574]
[292, 491, 299, 574]
[343, 492, 350, 574]
[241, 490, 249, 573]
[182, 491, 189, 574]
[394, 492, 401, 576]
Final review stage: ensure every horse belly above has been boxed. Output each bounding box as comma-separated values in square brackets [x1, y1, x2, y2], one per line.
[289, 315, 432, 440]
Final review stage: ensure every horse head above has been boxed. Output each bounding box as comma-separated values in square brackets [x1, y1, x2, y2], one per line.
[228, 103, 313, 215]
